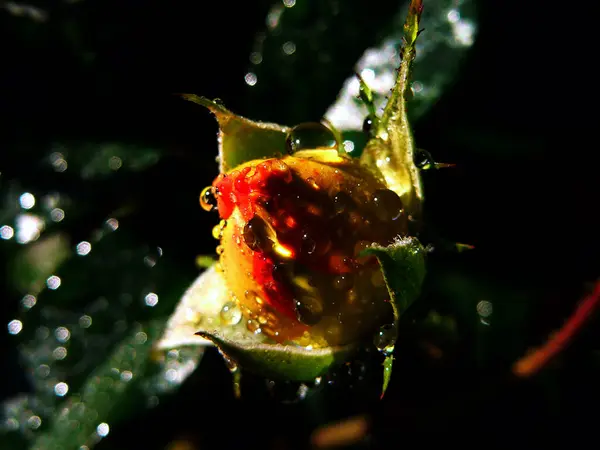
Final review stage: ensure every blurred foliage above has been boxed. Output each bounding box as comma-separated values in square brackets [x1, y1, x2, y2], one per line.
[0, 0, 598, 449]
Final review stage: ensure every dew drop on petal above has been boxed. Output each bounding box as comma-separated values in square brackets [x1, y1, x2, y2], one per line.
[220, 301, 242, 325]
[294, 296, 324, 326]
[371, 189, 403, 221]
[285, 122, 338, 154]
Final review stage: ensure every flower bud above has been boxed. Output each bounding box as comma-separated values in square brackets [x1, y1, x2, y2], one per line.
[208, 149, 408, 347]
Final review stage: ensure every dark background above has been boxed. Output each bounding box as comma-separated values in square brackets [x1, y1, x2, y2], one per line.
[1, 0, 597, 449]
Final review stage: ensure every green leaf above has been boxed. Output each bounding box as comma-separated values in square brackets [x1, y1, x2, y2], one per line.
[1, 220, 202, 449]
[30, 321, 164, 450]
[325, 0, 478, 136]
[46, 142, 162, 180]
[179, 95, 290, 173]
[241, 0, 407, 125]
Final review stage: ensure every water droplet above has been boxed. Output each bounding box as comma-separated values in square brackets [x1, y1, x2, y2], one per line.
[19, 192, 35, 209]
[96, 422, 110, 437]
[7, 319, 22, 335]
[246, 319, 261, 333]
[243, 216, 273, 251]
[285, 122, 338, 154]
[244, 72, 258, 86]
[54, 381, 69, 396]
[306, 177, 319, 190]
[371, 189, 403, 221]
[363, 117, 374, 134]
[53, 346, 67, 360]
[46, 275, 61, 290]
[27, 415, 42, 429]
[216, 245, 224, 255]
[249, 51, 262, 65]
[334, 274, 354, 291]
[76, 241, 92, 256]
[477, 300, 493, 318]
[295, 296, 323, 325]
[22, 294, 36, 309]
[200, 186, 217, 212]
[79, 315, 92, 328]
[374, 323, 397, 355]
[282, 41, 296, 55]
[0, 225, 14, 240]
[414, 149, 433, 169]
[245, 290, 264, 306]
[333, 192, 353, 214]
[220, 301, 242, 325]
[55, 326, 70, 342]
[301, 232, 316, 255]
[144, 292, 159, 307]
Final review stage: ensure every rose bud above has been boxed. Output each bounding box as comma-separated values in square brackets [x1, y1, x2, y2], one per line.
[158, 0, 429, 398]
[203, 143, 408, 348]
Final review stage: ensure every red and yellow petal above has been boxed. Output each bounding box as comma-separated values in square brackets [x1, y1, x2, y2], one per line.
[210, 150, 408, 347]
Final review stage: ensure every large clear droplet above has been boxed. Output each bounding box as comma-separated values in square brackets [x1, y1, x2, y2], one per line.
[414, 149, 433, 169]
[200, 186, 218, 212]
[371, 189, 403, 221]
[220, 301, 242, 325]
[333, 192, 354, 214]
[243, 216, 273, 252]
[295, 296, 324, 325]
[285, 122, 338, 154]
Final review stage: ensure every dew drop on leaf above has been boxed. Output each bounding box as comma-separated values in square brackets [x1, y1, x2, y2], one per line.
[373, 323, 398, 355]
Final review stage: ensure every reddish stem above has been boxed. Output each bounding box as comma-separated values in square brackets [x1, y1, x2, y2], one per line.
[513, 280, 600, 377]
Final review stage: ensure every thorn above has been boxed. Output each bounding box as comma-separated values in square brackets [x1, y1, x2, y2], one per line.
[455, 243, 475, 252]
[433, 162, 457, 169]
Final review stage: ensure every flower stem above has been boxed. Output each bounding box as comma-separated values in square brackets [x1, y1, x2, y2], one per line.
[360, 0, 424, 218]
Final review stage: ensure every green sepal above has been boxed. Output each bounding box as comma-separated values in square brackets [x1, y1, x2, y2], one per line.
[360, 0, 424, 218]
[179, 94, 290, 173]
[362, 236, 427, 398]
[196, 330, 355, 382]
